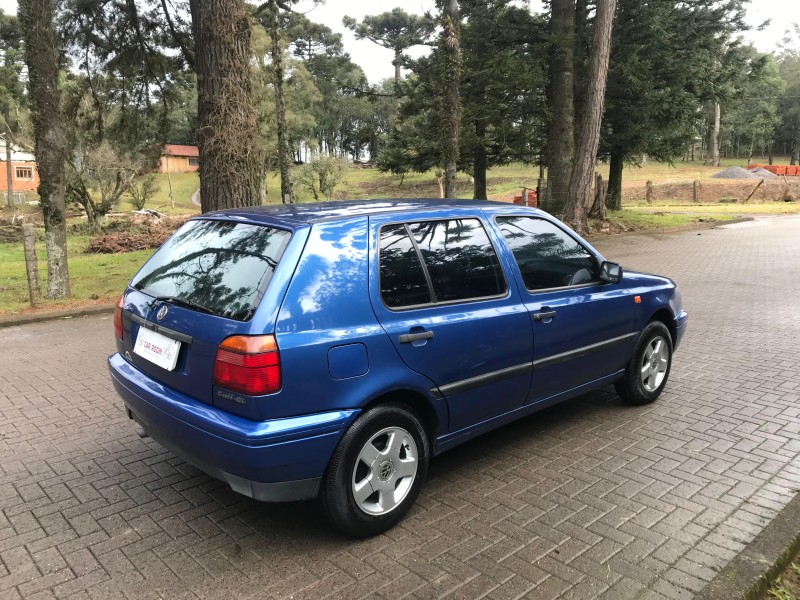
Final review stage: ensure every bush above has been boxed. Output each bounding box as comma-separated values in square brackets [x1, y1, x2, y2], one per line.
[292, 155, 351, 201]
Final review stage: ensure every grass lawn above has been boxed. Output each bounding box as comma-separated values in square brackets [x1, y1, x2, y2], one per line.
[115, 173, 201, 215]
[0, 236, 152, 314]
[625, 201, 800, 215]
[768, 560, 800, 599]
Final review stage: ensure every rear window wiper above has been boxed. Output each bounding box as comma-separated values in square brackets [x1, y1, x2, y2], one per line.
[146, 294, 215, 316]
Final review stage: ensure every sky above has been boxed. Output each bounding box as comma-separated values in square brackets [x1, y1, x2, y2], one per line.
[0, 0, 796, 84]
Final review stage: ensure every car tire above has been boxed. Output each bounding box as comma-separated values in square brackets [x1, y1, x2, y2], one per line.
[321, 403, 430, 538]
[615, 321, 673, 405]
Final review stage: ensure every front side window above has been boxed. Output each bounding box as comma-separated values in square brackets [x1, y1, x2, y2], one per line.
[497, 216, 599, 290]
[379, 218, 506, 308]
[188, 157, 200, 167]
[131, 219, 291, 321]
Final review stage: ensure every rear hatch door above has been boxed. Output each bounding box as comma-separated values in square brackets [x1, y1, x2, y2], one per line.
[121, 218, 294, 406]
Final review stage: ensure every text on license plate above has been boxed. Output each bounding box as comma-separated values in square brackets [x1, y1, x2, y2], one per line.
[133, 327, 181, 371]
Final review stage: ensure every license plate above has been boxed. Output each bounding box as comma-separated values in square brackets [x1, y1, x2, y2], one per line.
[133, 327, 181, 371]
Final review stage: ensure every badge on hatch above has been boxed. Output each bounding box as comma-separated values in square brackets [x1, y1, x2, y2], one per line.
[156, 305, 168, 321]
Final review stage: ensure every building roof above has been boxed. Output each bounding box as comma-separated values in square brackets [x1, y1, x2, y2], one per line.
[0, 138, 36, 162]
[162, 144, 199, 158]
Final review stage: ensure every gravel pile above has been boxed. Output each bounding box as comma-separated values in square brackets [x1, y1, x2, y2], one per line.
[711, 166, 762, 179]
[749, 167, 778, 178]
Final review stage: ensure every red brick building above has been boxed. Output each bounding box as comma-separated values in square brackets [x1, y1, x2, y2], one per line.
[0, 139, 39, 193]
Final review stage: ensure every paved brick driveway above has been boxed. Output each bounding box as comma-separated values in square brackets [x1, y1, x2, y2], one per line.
[2, 216, 800, 600]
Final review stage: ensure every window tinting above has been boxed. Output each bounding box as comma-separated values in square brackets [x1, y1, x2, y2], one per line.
[407, 219, 506, 302]
[497, 216, 598, 290]
[131, 219, 290, 321]
[379, 224, 432, 308]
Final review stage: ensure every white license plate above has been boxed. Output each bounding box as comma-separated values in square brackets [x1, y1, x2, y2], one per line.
[133, 327, 181, 371]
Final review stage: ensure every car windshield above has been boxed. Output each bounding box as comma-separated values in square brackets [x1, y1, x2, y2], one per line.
[131, 219, 291, 321]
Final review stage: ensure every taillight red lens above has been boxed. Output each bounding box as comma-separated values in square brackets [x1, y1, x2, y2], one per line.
[212, 335, 281, 395]
[114, 295, 124, 340]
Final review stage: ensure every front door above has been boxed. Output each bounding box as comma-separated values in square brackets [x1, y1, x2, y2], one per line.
[369, 215, 533, 432]
[494, 215, 637, 404]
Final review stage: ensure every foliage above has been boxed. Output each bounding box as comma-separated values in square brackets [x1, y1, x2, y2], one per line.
[342, 9, 434, 83]
[126, 174, 160, 210]
[776, 24, 800, 163]
[59, 0, 195, 152]
[292, 154, 350, 201]
[0, 9, 30, 151]
[719, 46, 785, 159]
[65, 142, 140, 230]
[602, 0, 750, 207]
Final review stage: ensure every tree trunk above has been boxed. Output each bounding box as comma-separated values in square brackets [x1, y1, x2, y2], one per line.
[441, 0, 461, 199]
[564, 0, 617, 235]
[393, 48, 402, 84]
[606, 147, 624, 210]
[710, 101, 720, 167]
[573, 0, 589, 146]
[19, 0, 70, 298]
[190, 0, 265, 212]
[546, 0, 576, 215]
[266, 0, 294, 203]
[5, 127, 12, 207]
[473, 120, 487, 200]
[792, 122, 799, 166]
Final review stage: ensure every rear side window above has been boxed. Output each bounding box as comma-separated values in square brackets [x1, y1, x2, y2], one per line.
[379, 225, 433, 308]
[497, 216, 598, 290]
[379, 218, 506, 309]
[131, 219, 291, 321]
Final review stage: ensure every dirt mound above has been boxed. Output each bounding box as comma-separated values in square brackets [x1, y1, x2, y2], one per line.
[86, 230, 173, 253]
[711, 166, 760, 179]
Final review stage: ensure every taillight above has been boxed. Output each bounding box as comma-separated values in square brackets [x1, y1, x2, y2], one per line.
[114, 295, 124, 340]
[212, 335, 281, 395]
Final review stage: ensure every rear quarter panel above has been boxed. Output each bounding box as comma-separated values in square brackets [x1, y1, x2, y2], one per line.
[271, 217, 449, 430]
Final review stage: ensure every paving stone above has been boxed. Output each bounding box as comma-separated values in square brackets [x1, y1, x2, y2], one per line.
[2, 216, 800, 598]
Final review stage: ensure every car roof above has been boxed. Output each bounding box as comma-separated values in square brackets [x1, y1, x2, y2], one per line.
[201, 198, 542, 228]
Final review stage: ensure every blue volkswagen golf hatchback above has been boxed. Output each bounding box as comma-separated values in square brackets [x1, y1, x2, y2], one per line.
[109, 199, 687, 537]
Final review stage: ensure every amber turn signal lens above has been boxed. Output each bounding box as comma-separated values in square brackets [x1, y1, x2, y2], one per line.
[218, 335, 277, 354]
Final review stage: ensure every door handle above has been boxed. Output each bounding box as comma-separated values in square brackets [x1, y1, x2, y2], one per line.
[533, 310, 557, 321]
[398, 331, 434, 343]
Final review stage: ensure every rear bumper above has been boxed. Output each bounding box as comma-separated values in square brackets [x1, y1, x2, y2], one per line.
[108, 353, 358, 502]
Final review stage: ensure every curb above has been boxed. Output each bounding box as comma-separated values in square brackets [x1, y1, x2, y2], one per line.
[696, 490, 800, 600]
[0, 303, 116, 329]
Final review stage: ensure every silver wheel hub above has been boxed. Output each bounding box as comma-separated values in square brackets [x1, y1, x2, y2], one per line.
[352, 426, 418, 516]
[640, 335, 669, 393]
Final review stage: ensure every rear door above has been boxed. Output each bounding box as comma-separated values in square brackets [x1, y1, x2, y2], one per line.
[369, 215, 533, 432]
[494, 215, 637, 404]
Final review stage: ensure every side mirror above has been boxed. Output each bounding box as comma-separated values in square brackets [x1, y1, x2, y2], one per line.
[600, 261, 623, 284]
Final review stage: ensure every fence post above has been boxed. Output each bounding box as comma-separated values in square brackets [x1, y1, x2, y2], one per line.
[646, 180, 653, 204]
[693, 180, 701, 203]
[22, 223, 40, 306]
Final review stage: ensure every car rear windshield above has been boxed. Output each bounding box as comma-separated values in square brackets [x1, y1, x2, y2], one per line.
[130, 219, 291, 321]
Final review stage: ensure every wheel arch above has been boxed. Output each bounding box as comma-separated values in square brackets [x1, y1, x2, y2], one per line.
[361, 389, 441, 447]
[648, 308, 676, 344]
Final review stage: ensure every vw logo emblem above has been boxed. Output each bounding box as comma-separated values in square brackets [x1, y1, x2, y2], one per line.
[378, 460, 394, 481]
[156, 305, 169, 321]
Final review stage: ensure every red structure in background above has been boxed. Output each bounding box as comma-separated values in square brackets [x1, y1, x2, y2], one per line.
[748, 164, 800, 176]
[512, 189, 538, 207]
